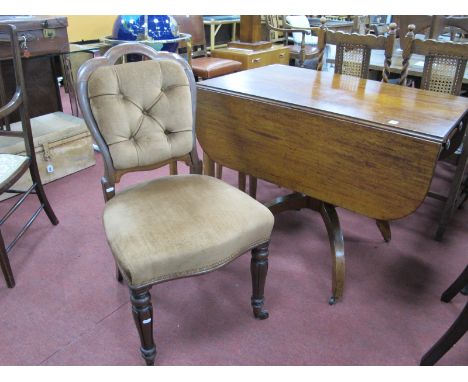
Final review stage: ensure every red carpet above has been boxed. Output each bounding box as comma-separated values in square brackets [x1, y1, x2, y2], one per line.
[0, 152, 467, 366]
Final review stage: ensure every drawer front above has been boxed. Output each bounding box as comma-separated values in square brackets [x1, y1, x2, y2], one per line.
[211, 46, 290, 70]
[276, 49, 290, 65]
[246, 52, 268, 69]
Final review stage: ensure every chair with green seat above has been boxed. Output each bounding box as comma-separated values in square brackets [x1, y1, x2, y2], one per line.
[76, 42, 274, 365]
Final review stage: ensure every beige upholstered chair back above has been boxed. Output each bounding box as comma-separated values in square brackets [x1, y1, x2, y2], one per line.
[88, 60, 193, 170]
[76, 43, 201, 196]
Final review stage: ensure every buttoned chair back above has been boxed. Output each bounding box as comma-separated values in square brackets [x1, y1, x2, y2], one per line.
[317, 22, 397, 82]
[76, 42, 274, 365]
[0, 24, 58, 288]
[77, 42, 200, 198]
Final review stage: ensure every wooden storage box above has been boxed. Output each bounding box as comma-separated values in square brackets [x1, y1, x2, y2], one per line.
[0, 16, 69, 59]
[0, 112, 95, 200]
[0, 16, 69, 122]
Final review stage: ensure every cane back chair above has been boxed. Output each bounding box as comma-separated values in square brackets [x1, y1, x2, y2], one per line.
[0, 24, 58, 288]
[317, 21, 397, 82]
[76, 43, 274, 365]
[399, 24, 468, 241]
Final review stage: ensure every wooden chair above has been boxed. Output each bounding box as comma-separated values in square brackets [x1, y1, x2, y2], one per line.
[172, 15, 242, 81]
[399, 24, 468, 240]
[264, 15, 325, 68]
[420, 265, 468, 365]
[315, 22, 397, 242]
[393, 15, 441, 40]
[76, 42, 274, 365]
[317, 21, 397, 81]
[0, 24, 58, 288]
[442, 16, 468, 42]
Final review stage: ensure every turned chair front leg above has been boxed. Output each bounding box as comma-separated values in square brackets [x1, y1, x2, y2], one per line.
[130, 287, 156, 365]
[250, 241, 270, 320]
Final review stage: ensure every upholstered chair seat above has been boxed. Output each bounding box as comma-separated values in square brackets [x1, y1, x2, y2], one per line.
[104, 174, 273, 287]
[0, 154, 29, 190]
[190, 56, 242, 80]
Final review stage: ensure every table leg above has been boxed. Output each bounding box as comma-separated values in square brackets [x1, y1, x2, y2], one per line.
[265, 193, 345, 304]
[169, 161, 178, 175]
[215, 163, 223, 179]
[376, 219, 391, 242]
[203, 152, 215, 176]
[238, 172, 247, 192]
[435, 125, 468, 241]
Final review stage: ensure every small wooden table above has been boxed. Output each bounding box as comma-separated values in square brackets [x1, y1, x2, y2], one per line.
[210, 45, 290, 70]
[196, 64, 468, 303]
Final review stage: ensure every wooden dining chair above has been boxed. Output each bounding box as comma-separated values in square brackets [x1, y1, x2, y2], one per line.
[442, 16, 468, 42]
[399, 24, 468, 241]
[315, 22, 397, 242]
[172, 15, 242, 81]
[76, 42, 274, 365]
[264, 15, 325, 68]
[393, 15, 441, 40]
[420, 265, 468, 366]
[316, 21, 397, 81]
[0, 24, 58, 288]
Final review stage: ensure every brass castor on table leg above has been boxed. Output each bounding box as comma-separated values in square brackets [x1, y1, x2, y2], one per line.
[253, 307, 270, 320]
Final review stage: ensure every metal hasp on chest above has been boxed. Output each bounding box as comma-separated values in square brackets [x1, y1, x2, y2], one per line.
[196, 64, 468, 304]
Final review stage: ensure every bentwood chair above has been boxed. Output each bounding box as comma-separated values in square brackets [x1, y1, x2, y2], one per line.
[76, 43, 274, 365]
[316, 22, 397, 242]
[420, 265, 468, 365]
[0, 24, 58, 288]
[398, 24, 468, 241]
[265, 15, 325, 68]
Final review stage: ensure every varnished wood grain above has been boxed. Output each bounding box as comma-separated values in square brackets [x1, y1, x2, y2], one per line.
[196, 65, 468, 221]
[198, 65, 468, 143]
[211, 45, 290, 70]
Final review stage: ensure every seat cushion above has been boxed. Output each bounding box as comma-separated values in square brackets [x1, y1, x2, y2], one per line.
[103, 174, 274, 287]
[191, 57, 242, 79]
[0, 154, 29, 190]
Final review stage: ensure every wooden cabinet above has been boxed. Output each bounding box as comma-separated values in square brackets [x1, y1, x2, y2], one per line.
[211, 45, 289, 70]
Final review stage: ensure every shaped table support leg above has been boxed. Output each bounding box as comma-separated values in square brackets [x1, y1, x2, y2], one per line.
[265, 193, 345, 304]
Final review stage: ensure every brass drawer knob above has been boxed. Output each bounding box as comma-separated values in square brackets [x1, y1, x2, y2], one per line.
[252, 58, 261, 63]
